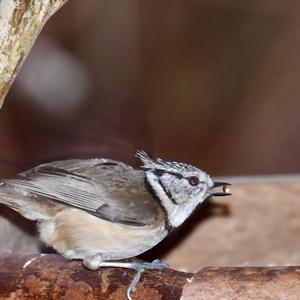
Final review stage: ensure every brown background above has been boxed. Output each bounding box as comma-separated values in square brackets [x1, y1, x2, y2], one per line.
[1, 1, 300, 272]
[1, 0, 300, 177]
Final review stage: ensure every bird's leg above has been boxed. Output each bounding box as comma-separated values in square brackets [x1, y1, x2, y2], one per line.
[83, 256, 169, 300]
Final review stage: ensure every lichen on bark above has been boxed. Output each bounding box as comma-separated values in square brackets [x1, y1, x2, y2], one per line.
[0, 0, 69, 107]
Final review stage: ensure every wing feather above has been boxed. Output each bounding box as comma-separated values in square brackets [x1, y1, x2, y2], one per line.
[3, 158, 161, 226]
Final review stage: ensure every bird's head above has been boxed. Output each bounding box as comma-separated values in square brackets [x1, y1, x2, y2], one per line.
[136, 150, 231, 228]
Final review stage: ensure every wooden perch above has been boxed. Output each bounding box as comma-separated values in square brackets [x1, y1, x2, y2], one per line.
[0, 253, 300, 299]
[183, 266, 300, 300]
[0, 254, 189, 299]
[0, 0, 69, 107]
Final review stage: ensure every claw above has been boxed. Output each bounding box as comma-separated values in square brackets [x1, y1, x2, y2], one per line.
[126, 259, 169, 300]
[127, 269, 142, 300]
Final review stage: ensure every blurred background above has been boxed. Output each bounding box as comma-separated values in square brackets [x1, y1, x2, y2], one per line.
[1, 0, 300, 270]
[1, 0, 300, 177]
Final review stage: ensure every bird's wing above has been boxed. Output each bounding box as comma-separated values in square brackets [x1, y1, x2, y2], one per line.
[3, 159, 161, 226]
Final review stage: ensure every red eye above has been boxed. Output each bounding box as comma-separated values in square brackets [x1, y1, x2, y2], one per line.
[188, 176, 199, 186]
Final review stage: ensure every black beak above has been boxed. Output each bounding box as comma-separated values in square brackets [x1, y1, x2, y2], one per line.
[210, 181, 232, 197]
[213, 181, 231, 188]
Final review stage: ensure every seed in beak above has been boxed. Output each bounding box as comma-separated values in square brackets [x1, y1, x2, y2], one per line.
[210, 181, 232, 197]
[223, 185, 230, 194]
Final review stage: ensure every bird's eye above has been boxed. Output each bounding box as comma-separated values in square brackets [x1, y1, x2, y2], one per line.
[154, 169, 165, 177]
[188, 176, 199, 186]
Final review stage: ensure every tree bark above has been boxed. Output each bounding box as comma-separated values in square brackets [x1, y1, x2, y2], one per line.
[182, 266, 300, 300]
[0, 253, 189, 300]
[0, 0, 69, 107]
[0, 253, 300, 299]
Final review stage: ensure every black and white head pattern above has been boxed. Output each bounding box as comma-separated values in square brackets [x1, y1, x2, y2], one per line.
[136, 150, 214, 228]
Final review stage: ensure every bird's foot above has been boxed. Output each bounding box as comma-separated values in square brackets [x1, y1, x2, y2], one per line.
[126, 259, 169, 300]
[83, 258, 169, 300]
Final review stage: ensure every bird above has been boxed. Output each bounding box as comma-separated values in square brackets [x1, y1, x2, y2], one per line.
[0, 150, 231, 299]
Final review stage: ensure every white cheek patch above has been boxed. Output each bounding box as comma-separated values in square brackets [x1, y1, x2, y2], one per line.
[169, 196, 206, 227]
